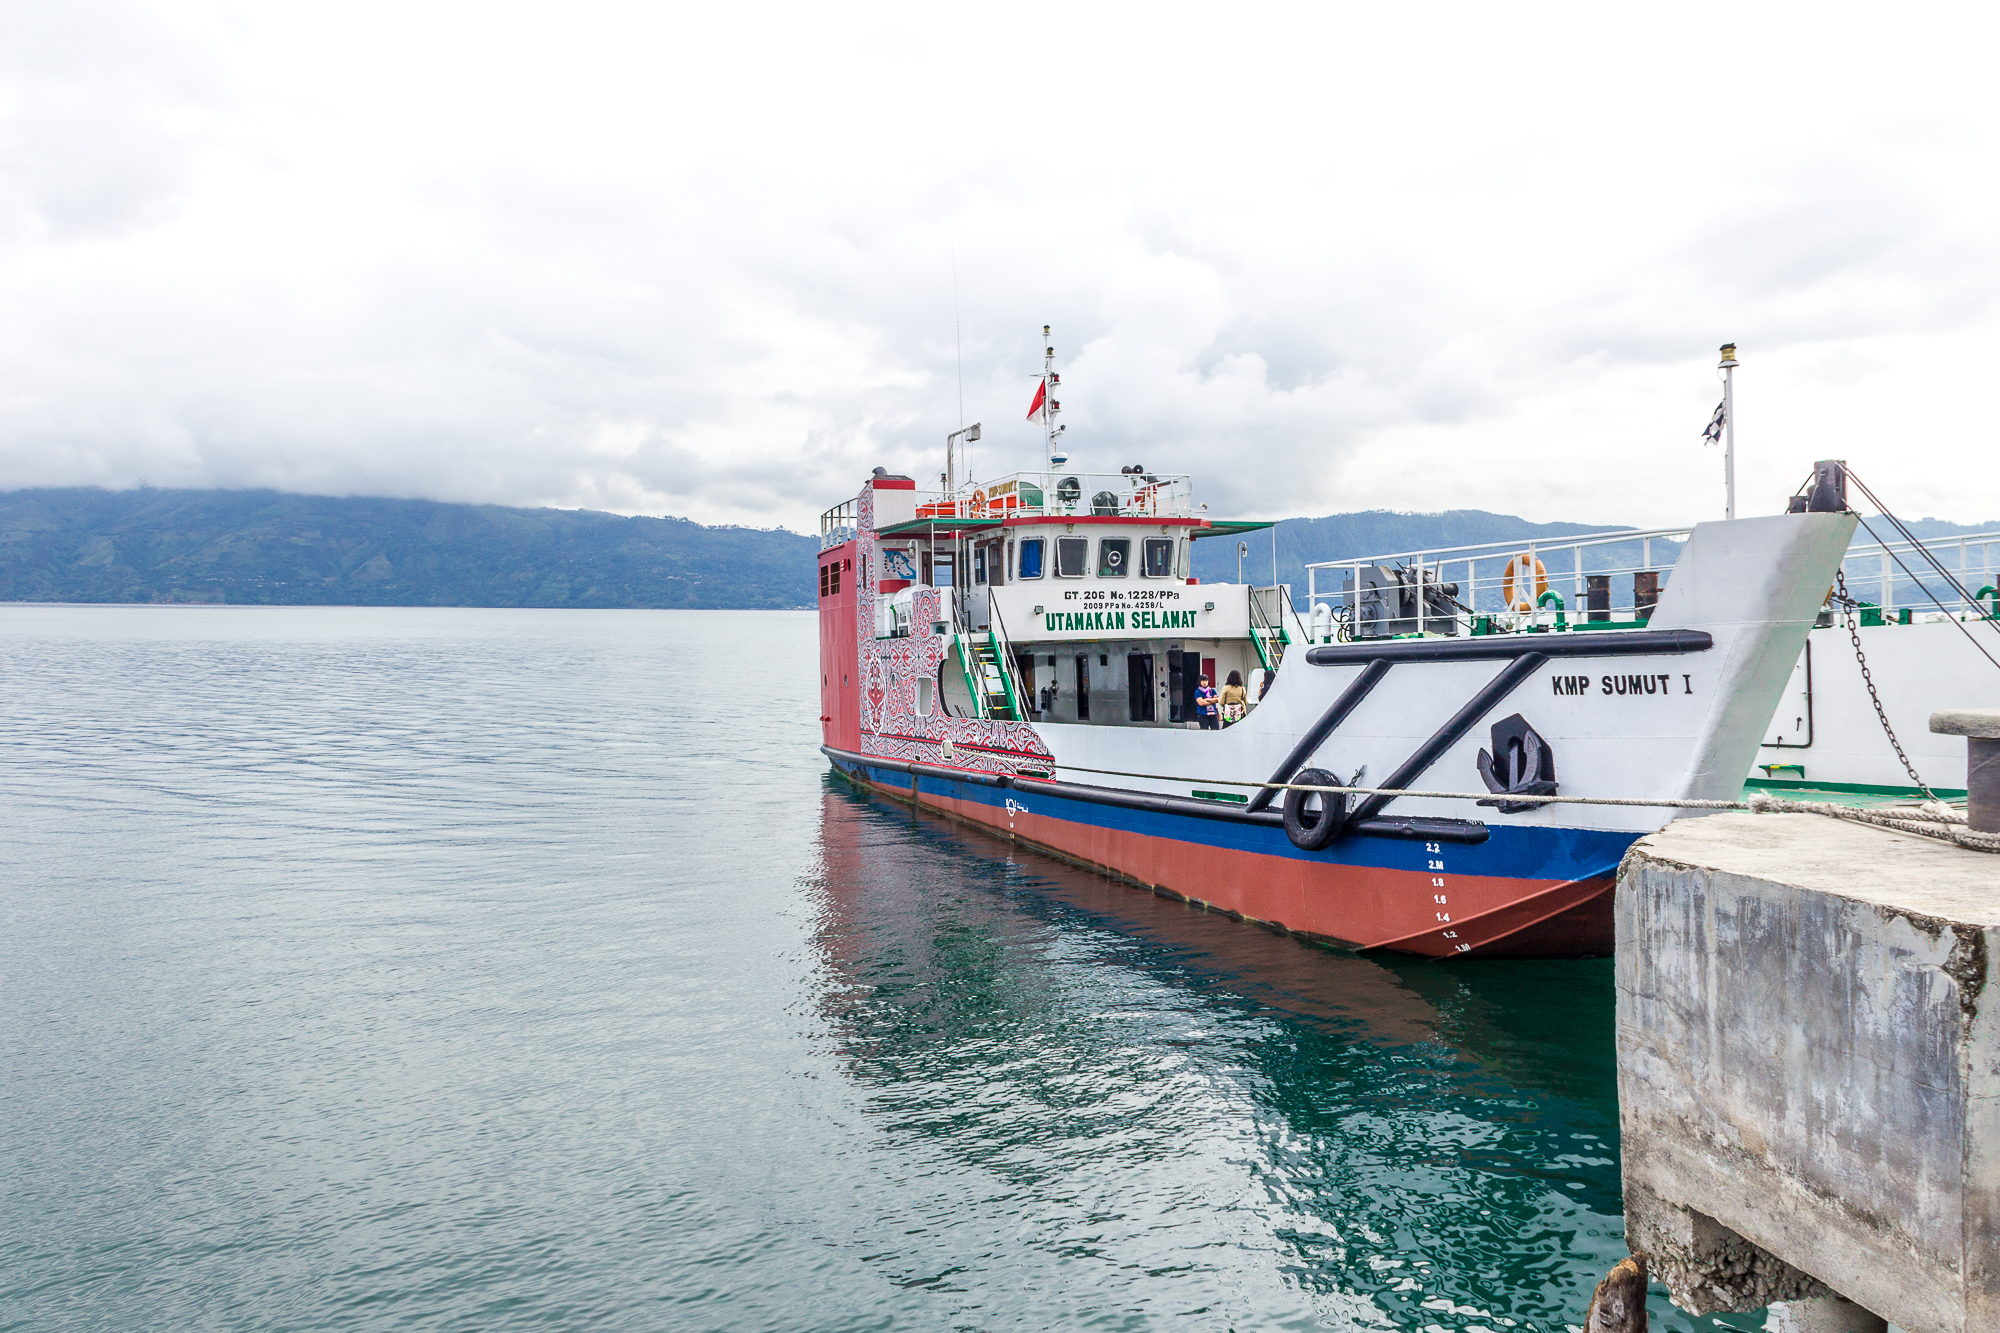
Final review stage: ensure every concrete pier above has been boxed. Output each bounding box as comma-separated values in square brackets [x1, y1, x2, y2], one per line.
[1615, 812, 2000, 1332]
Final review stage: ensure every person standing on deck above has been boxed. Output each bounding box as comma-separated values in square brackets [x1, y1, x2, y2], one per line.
[1195, 676, 1219, 730]
[1219, 671, 1249, 726]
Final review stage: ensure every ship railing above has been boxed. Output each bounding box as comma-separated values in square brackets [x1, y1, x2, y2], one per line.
[819, 499, 858, 551]
[983, 597, 1030, 721]
[1302, 526, 1695, 641]
[912, 471, 1196, 522]
[1248, 584, 1297, 672]
[1838, 527, 2000, 621]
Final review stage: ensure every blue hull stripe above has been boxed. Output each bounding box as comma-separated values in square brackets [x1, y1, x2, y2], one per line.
[843, 760, 1639, 886]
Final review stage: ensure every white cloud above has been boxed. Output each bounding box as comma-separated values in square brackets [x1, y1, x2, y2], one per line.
[0, 0, 1996, 532]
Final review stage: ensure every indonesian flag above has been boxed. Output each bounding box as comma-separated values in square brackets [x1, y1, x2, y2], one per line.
[1026, 377, 1046, 420]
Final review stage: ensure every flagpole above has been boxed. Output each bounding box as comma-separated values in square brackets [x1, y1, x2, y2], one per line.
[1719, 343, 1738, 521]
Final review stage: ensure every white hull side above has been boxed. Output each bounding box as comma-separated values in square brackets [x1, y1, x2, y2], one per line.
[1038, 513, 1856, 830]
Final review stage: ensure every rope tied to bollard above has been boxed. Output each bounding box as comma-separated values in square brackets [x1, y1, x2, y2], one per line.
[1745, 793, 2000, 853]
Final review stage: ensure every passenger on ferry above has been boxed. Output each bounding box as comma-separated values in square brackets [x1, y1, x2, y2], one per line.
[1195, 676, 1219, 730]
[1219, 671, 1249, 726]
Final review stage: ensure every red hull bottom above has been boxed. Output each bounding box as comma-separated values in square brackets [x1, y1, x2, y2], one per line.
[838, 767, 1614, 961]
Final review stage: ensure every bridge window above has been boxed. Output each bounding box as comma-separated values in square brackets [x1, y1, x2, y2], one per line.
[1019, 538, 1045, 579]
[1142, 537, 1174, 577]
[1098, 538, 1130, 577]
[1055, 536, 1088, 577]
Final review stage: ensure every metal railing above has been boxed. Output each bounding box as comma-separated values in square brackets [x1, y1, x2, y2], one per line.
[984, 597, 1030, 720]
[1840, 528, 2000, 619]
[1248, 584, 1296, 671]
[1303, 526, 1692, 640]
[907, 471, 1196, 522]
[819, 499, 858, 550]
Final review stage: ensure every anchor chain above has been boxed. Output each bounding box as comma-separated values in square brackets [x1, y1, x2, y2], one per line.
[1835, 570, 1938, 801]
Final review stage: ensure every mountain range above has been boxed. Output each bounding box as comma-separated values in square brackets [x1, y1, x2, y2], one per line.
[0, 486, 1991, 609]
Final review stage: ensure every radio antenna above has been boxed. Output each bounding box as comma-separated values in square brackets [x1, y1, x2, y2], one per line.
[950, 230, 965, 430]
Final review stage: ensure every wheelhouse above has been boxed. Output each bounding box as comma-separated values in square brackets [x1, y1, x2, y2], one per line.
[830, 465, 1295, 731]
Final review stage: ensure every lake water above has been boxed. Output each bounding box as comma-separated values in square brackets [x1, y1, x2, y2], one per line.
[0, 606, 1753, 1332]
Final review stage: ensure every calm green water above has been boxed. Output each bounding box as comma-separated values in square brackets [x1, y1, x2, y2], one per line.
[0, 606, 1748, 1331]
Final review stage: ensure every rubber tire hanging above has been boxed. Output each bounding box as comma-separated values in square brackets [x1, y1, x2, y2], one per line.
[1282, 767, 1346, 850]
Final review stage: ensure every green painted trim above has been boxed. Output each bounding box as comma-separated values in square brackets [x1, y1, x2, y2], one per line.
[950, 637, 986, 721]
[876, 517, 1004, 536]
[1250, 627, 1273, 674]
[1744, 776, 1969, 799]
[1192, 790, 1249, 804]
[986, 629, 1021, 721]
[1189, 520, 1277, 539]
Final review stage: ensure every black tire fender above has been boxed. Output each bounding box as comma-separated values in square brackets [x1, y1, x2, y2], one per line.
[1282, 766, 1346, 851]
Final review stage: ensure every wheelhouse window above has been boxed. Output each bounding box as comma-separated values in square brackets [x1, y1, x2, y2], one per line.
[1097, 538, 1130, 577]
[1054, 536, 1088, 577]
[1019, 538, 1045, 579]
[1142, 537, 1174, 577]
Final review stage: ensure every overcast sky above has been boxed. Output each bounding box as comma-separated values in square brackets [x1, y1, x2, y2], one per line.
[3, 1, 1996, 533]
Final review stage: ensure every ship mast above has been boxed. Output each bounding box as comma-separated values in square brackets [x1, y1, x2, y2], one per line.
[1041, 324, 1066, 469]
[1719, 342, 1738, 521]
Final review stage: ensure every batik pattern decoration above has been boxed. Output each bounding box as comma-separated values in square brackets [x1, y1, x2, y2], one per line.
[852, 485, 1056, 776]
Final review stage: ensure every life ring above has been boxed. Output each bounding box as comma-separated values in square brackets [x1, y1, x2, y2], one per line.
[1282, 767, 1346, 850]
[971, 488, 987, 513]
[1501, 554, 1548, 613]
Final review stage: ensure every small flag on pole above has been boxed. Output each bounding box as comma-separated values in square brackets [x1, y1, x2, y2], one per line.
[1026, 377, 1046, 420]
[1701, 399, 1726, 446]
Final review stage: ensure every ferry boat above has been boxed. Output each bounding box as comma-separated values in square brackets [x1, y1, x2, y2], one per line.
[816, 333, 1858, 959]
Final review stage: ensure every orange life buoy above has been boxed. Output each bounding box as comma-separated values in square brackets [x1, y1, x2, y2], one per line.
[1501, 553, 1548, 612]
[971, 488, 987, 513]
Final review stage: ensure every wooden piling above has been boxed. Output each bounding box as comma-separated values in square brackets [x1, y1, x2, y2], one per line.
[1586, 1256, 1647, 1333]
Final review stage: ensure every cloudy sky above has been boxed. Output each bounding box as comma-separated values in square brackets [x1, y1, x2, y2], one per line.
[3, 0, 1997, 533]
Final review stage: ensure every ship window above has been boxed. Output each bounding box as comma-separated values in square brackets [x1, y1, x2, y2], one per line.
[1006, 541, 1016, 580]
[1054, 537, 1088, 577]
[820, 565, 828, 597]
[1142, 537, 1174, 577]
[1019, 538, 1045, 579]
[1097, 538, 1130, 577]
[974, 545, 988, 585]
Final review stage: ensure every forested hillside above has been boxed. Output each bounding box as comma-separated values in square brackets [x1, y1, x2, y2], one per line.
[0, 488, 819, 608]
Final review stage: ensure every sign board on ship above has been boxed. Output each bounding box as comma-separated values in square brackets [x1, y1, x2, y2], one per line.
[1000, 587, 1229, 640]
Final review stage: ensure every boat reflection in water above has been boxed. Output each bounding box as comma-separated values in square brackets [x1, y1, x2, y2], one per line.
[804, 779, 1744, 1332]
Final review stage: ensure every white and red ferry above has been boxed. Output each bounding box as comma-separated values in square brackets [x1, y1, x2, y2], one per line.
[816, 333, 1857, 958]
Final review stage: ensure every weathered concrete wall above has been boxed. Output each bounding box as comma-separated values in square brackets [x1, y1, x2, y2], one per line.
[1616, 813, 2000, 1333]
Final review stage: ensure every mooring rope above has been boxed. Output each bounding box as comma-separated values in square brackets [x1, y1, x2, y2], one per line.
[1744, 793, 2000, 853]
[1030, 764, 1998, 852]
